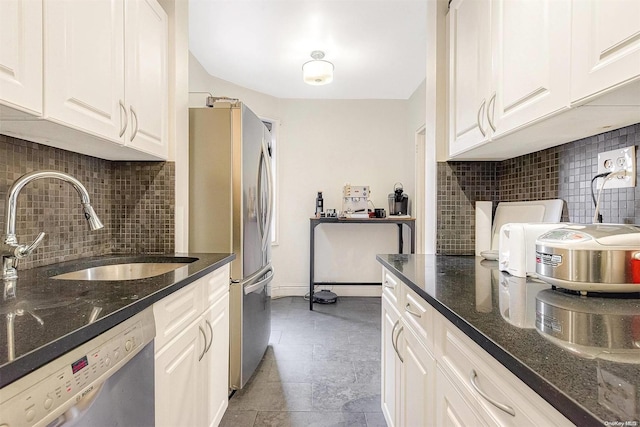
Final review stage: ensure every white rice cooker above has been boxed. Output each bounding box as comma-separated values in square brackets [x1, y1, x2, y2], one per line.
[535, 224, 640, 293]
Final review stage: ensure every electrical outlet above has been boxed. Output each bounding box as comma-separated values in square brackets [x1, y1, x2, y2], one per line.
[596, 146, 636, 189]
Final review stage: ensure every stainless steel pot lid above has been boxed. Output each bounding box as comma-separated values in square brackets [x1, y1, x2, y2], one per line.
[535, 289, 640, 363]
[536, 223, 640, 248]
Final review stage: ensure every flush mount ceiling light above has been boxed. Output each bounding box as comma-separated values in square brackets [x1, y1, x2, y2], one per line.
[302, 51, 334, 85]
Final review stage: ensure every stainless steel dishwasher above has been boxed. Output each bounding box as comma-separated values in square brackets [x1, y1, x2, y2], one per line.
[0, 307, 155, 427]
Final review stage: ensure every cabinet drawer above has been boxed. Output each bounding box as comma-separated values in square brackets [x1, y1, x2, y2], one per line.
[401, 284, 433, 350]
[382, 268, 401, 308]
[204, 264, 230, 307]
[153, 277, 204, 351]
[435, 316, 572, 427]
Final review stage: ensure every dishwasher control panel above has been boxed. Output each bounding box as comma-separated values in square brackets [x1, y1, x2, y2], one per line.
[0, 308, 155, 427]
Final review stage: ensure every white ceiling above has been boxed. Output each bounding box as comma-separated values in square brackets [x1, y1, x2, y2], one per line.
[188, 0, 428, 100]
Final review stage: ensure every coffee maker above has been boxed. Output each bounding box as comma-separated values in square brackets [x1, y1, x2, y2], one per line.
[388, 182, 409, 216]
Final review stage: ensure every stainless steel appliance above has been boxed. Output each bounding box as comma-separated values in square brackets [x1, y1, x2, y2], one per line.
[535, 224, 640, 293]
[388, 182, 408, 216]
[0, 307, 155, 426]
[189, 101, 274, 390]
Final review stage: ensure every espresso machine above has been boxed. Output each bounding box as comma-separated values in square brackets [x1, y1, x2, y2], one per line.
[388, 182, 409, 216]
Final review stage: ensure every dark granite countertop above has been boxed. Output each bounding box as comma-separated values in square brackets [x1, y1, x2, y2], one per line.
[376, 254, 640, 427]
[0, 253, 235, 388]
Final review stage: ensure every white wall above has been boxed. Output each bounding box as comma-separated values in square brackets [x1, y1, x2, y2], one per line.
[189, 53, 422, 297]
[275, 99, 413, 296]
[189, 53, 280, 118]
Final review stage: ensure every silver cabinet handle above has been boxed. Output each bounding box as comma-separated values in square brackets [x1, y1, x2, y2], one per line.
[395, 326, 404, 363]
[405, 303, 422, 318]
[119, 100, 128, 137]
[469, 370, 516, 416]
[477, 99, 487, 137]
[129, 106, 139, 142]
[487, 92, 497, 132]
[391, 319, 401, 360]
[383, 280, 395, 289]
[198, 325, 206, 361]
[205, 319, 213, 354]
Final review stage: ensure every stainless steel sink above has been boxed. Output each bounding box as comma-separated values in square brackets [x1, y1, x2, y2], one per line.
[51, 262, 192, 281]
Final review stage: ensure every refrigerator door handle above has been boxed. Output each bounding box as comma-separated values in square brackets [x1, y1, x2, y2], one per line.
[243, 265, 274, 295]
[257, 139, 274, 251]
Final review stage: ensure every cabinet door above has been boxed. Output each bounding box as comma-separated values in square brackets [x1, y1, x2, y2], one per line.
[155, 322, 205, 427]
[448, 0, 492, 157]
[125, 0, 168, 159]
[571, 0, 640, 102]
[45, 0, 125, 142]
[490, 0, 571, 138]
[436, 367, 487, 427]
[202, 293, 230, 427]
[399, 326, 435, 427]
[381, 295, 401, 427]
[0, 0, 42, 115]
[153, 279, 202, 351]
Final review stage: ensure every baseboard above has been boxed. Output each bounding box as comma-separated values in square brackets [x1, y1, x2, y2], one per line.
[271, 285, 382, 298]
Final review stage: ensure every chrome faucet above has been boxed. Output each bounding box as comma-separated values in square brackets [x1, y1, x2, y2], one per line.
[2, 170, 104, 282]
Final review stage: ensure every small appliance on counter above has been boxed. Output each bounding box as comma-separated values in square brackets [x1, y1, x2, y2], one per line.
[315, 191, 324, 216]
[480, 199, 564, 261]
[342, 185, 370, 218]
[388, 182, 409, 216]
[498, 222, 564, 277]
[535, 224, 640, 293]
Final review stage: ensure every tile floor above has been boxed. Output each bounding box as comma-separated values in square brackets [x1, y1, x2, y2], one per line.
[221, 296, 387, 427]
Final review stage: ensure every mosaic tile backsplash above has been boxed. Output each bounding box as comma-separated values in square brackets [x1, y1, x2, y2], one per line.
[437, 123, 640, 255]
[0, 135, 175, 270]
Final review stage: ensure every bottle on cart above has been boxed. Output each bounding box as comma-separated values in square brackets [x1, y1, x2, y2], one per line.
[316, 191, 324, 216]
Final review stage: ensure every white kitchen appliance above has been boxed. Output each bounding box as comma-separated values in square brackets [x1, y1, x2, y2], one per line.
[481, 199, 564, 261]
[189, 102, 274, 390]
[498, 223, 564, 277]
[535, 224, 640, 293]
[342, 185, 369, 216]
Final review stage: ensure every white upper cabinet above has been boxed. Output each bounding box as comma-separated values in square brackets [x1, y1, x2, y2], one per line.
[125, 0, 168, 157]
[571, 0, 640, 103]
[448, 0, 491, 155]
[45, 0, 126, 142]
[0, 0, 43, 117]
[490, 0, 571, 139]
[1, 0, 168, 160]
[448, 0, 571, 158]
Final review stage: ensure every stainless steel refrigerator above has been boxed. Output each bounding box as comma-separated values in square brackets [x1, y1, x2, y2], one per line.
[189, 101, 274, 390]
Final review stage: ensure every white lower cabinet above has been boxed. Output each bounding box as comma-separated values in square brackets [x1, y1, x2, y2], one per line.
[435, 366, 486, 427]
[381, 293, 402, 427]
[381, 267, 436, 427]
[399, 323, 435, 427]
[154, 265, 230, 427]
[154, 321, 201, 427]
[202, 293, 230, 427]
[381, 267, 572, 427]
